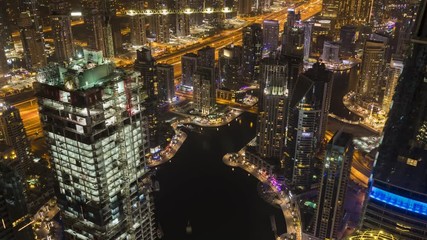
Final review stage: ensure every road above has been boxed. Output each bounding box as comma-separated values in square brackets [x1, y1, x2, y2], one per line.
[114, 0, 322, 74]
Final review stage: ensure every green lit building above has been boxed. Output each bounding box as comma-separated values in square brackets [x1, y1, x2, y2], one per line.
[35, 50, 157, 240]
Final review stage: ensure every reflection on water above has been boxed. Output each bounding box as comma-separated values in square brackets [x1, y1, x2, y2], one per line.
[154, 113, 286, 240]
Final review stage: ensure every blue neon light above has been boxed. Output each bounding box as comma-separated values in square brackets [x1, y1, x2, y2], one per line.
[370, 187, 427, 216]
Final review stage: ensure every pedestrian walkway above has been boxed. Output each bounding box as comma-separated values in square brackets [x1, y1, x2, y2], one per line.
[223, 153, 303, 240]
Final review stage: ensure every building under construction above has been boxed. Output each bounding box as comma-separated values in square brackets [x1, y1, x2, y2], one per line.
[35, 49, 157, 240]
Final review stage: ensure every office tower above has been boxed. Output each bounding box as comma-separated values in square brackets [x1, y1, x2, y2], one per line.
[197, 46, 215, 69]
[238, 0, 251, 16]
[320, 41, 340, 64]
[361, 0, 427, 238]
[135, 48, 157, 100]
[340, 25, 357, 58]
[130, 1, 147, 46]
[181, 53, 198, 86]
[242, 23, 263, 82]
[50, 0, 74, 62]
[176, 0, 190, 37]
[358, 40, 386, 103]
[0, 164, 34, 240]
[18, 11, 46, 70]
[286, 63, 333, 190]
[193, 67, 216, 116]
[82, 0, 114, 57]
[219, 45, 242, 90]
[314, 132, 353, 239]
[0, 101, 31, 177]
[156, 64, 175, 103]
[382, 57, 403, 113]
[262, 20, 279, 53]
[303, 22, 313, 60]
[338, 0, 372, 27]
[35, 50, 157, 240]
[257, 59, 287, 159]
[282, 9, 304, 57]
[0, 47, 7, 77]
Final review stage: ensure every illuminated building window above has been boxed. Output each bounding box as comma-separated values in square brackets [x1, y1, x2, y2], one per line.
[406, 158, 418, 167]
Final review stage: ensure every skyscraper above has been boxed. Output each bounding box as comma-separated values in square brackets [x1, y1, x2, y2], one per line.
[193, 67, 216, 116]
[50, 0, 74, 62]
[134, 48, 159, 149]
[35, 50, 157, 239]
[257, 59, 287, 159]
[0, 164, 34, 240]
[0, 4, 10, 76]
[156, 64, 175, 103]
[242, 23, 263, 82]
[238, 0, 252, 16]
[314, 131, 353, 239]
[286, 63, 333, 190]
[262, 20, 279, 53]
[197, 46, 215, 69]
[282, 9, 304, 57]
[135, 48, 157, 100]
[382, 57, 403, 113]
[155, 2, 170, 43]
[303, 22, 314, 60]
[340, 25, 357, 58]
[361, 1, 427, 238]
[0, 101, 31, 177]
[337, 0, 372, 27]
[320, 41, 340, 64]
[219, 45, 242, 90]
[129, 1, 147, 46]
[357, 40, 386, 103]
[82, 0, 114, 57]
[18, 10, 46, 69]
[181, 53, 198, 86]
[176, 0, 190, 37]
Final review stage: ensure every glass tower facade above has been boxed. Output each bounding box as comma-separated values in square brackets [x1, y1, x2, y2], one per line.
[362, 1, 427, 238]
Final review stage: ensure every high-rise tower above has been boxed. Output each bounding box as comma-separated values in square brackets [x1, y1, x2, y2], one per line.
[82, 0, 115, 57]
[337, 0, 372, 27]
[262, 20, 279, 53]
[129, 0, 147, 46]
[0, 101, 31, 177]
[257, 59, 287, 160]
[18, 6, 46, 70]
[282, 9, 304, 57]
[35, 50, 157, 240]
[156, 64, 175, 103]
[242, 23, 262, 82]
[176, 0, 190, 37]
[357, 40, 386, 103]
[361, 0, 427, 238]
[50, 0, 74, 62]
[314, 131, 353, 239]
[181, 53, 198, 86]
[193, 67, 216, 116]
[286, 63, 333, 190]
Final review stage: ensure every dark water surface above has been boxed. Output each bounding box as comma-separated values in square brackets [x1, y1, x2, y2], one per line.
[154, 112, 286, 240]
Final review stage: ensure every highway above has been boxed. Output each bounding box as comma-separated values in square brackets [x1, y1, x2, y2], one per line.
[114, 0, 322, 77]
